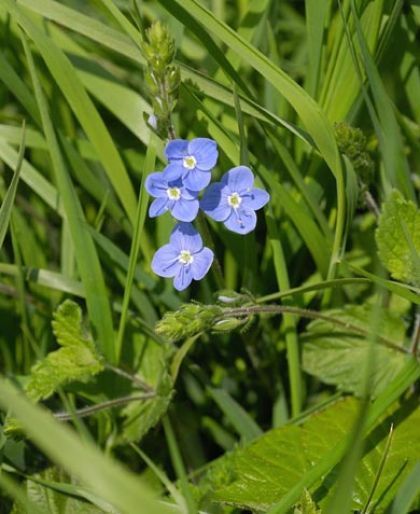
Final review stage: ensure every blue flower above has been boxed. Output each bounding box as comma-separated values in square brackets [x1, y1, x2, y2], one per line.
[163, 138, 218, 191]
[200, 166, 270, 234]
[145, 172, 199, 222]
[151, 222, 214, 291]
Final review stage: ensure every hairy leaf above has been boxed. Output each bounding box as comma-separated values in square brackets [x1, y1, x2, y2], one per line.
[26, 300, 104, 402]
[376, 190, 420, 285]
[119, 329, 174, 443]
[302, 304, 409, 397]
[205, 397, 420, 513]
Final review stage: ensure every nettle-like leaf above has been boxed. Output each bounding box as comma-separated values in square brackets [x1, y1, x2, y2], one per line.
[26, 300, 104, 402]
[118, 330, 174, 443]
[376, 190, 420, 285]
[205, 397, 420, 513]
[302, 304, 409, 397]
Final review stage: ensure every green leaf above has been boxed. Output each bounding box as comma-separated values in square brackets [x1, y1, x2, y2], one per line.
[0, 379, 172, 514]
[206, 396, 420, 513]
[302, 304, 410, 397]
[376, 190, 420, 286]
[119, 329, 174, 443]
[25, 300, 104, 402]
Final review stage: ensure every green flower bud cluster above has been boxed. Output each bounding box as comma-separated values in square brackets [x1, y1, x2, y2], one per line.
[155, 303, 223, 341]
[141, 21, 180, 138]
[334, 122, 374, 185]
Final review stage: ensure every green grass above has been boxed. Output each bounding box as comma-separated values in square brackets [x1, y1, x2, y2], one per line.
[0, 1, 419, 513]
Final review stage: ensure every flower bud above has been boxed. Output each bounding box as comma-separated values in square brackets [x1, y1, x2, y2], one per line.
[212, 318, 245, 332]
[155, 303, 223, 341]
[335, 122, 374, 185]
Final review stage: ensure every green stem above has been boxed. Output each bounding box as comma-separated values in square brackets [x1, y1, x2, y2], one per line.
[220, 305, 408, 355]
[105, 363, 155, 392]
[266, 211, 303, 417]
[257, 278, 370, 304]
[323, 170, 346, 306]
[53, 392, 156, 421]
[162, 415, 197, 514]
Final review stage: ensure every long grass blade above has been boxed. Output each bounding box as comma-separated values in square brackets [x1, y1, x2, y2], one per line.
[5, 0, 138, 223]
[21, 33, 116, 363]
[0, 379, 172, 514]
[0, 121, 26, 250]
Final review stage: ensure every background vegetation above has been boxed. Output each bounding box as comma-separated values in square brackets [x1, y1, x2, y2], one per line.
[0, 0, 419, 513]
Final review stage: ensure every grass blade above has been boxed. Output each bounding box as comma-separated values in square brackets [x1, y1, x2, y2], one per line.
[0, 121, 26, 250]
[115, 136, 157, 363]
[5, 0, 138, 223]
[21, 33, 115, 362]
[389, 462, 420, 514]
[208, 387, 263, 441]
[0, 379, 171, 514]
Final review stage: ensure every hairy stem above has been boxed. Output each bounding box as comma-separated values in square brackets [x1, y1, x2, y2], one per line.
[54, 392, 156, 421]
[105, 363, 155, 393]
[219, 305, 408, 355]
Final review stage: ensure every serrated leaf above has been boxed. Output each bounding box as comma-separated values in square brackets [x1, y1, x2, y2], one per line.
[51, 300, 96, 351]
[205, 397, 420, 513]
[119, 329, 174, 443]
[25, 300, 104, 402]
[302, 304, 409, 397]
[376, 190, 420, 286]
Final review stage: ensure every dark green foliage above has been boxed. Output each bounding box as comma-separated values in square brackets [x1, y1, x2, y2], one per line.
[0, 0, 419, 512]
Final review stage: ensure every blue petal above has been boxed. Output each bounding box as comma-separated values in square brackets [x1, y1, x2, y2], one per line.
[200, 183, 231, 221]
[145, 172, 168, 198]
[191, 247, 214, 280]
[171, 198, 199, 222]
[167, 177, 184, 188]
[183, 169, 212, 191]
[165, 139, 188, 160]
[224, 208, 257, 234]
[241, 188, 270, 210]
[151, 244, 181, 277]
[188, 138, 218, 170]
[223, 166, 254, 193]
[173, 265, 194, 291]
[181, 188, 199, 201]
[170, 222, 203, 253]
[149, 197, 169, 218]
[162, 162, 185, 182]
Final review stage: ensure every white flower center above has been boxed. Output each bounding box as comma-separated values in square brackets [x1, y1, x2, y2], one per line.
[227, 192, 242, 208]
[183, 155, 197, 169]
[167, 187, 181, 200]
[178, 250, 194, 265]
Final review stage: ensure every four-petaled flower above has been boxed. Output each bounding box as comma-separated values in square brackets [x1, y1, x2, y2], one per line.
[200, 166, 270, 234]
[163, 138, 218, 191]
[151, 223, 214, 291]
[145, 172, 199, 222]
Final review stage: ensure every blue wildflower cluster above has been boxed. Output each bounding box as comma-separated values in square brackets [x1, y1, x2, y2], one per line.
[146, 138, 270, 291]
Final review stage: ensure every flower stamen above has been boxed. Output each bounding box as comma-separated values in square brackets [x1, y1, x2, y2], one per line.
[227, 192, 242, 209]
[167, 187, 181, 200]
[183, 155, 197, 169]
[178, 250, 194, 265]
